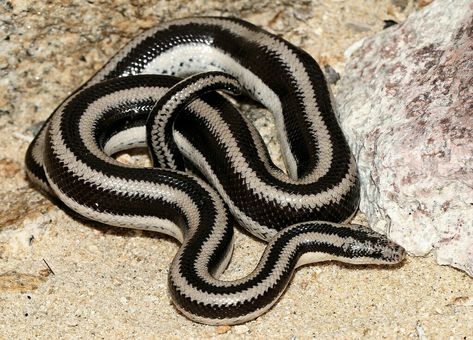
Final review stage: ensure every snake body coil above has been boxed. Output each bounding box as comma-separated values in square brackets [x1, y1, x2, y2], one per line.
[25, 17, 405, 325]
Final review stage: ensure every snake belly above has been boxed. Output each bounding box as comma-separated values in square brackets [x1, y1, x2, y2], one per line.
[24, 17, 406, 325]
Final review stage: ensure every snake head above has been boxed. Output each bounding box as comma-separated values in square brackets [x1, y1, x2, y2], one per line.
[339, 224, 406, 265]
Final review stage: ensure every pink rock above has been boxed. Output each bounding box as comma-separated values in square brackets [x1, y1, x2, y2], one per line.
[336, 0, 473, 275]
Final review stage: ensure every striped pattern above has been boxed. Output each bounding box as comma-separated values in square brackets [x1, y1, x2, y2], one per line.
[25, 17, 405, 325]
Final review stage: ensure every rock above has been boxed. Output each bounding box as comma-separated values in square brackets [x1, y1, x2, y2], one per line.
[0, 271, 50, 292]
[336, 0, 473, 276]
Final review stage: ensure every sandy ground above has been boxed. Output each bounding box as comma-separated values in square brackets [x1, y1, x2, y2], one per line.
[1, 0, 472, 338]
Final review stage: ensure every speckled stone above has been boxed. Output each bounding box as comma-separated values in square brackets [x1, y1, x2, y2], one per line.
[337, 0, 473, 275]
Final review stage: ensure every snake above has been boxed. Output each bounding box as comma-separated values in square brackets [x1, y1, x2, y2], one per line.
[24, 17, 406, 325]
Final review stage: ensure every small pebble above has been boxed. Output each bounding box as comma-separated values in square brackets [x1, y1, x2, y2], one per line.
[323, 65, 340, 85]
[383, 19, 398, 29]
[233, 325, 250, 334]
[216, 325, 231, 334]
[26, 120, 45, 137]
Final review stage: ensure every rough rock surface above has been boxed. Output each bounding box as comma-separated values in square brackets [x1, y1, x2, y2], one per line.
[337, 0, 473, 275]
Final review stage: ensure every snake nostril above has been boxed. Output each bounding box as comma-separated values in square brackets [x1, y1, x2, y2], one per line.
[396, 245, 407, 262]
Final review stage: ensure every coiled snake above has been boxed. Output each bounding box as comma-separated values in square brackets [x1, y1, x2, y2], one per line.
[25, 17, 405, 325]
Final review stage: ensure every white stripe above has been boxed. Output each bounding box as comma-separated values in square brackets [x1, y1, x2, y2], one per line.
[79, 86, 168, 166]
[103, 126, 147, 155]
[46, 170, 185, 242]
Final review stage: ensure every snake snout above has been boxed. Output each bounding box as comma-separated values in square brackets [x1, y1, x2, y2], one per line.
[371, 233, 406, 265]
[385, 240, 406, 264]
